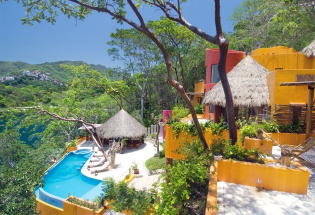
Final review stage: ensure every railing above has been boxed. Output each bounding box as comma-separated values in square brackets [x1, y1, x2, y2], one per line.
[146, 124, 162, 136]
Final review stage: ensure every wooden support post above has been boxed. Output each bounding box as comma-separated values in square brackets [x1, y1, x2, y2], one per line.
[306, 86, 314, 137]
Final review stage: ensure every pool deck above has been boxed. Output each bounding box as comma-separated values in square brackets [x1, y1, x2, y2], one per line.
[78, 140, 157, 183]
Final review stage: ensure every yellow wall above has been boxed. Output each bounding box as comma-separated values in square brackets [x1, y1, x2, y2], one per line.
[243, 137, 273, 154]
[192, 81, 204, 106]
[37, 199, 64, 215]
[195, 81, 204, 93]
[217, 160, 310, 194]
[252, 46, 315, 115]
[252, 46, 315, 70]
[165, 125, 239, 159]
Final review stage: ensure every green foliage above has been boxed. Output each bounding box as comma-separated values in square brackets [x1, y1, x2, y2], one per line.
[155, 140, 212, 215]
[204, 119, 228, 135]
[67, 140, 77, 147]
[159, 142, 165, 158]
[150, 133, 157, 139]
[170, 119, 229, 138]
[171, 105, 189, 121]
[67, 196, 100, 210]
[211, 139, 264, 163]
[194, 104, 204, 114]
[145, 157, 166, 172]
[102, 178, 154, 215]
[171, 121, 198, 137]
[278, 121, 304, 133]
[0, 129, 65, 215]
[230, 0, 315, 52]
[240, 121, 279, 141]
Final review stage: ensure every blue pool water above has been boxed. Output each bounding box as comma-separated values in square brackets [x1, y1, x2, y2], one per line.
[35, 149, 104, 208]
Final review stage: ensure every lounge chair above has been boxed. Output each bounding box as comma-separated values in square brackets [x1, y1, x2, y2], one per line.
[89, 157, 101, 162]
[87, 158, 106, 168]
[90, 165, 109, 174]
[288, 137, 315, 161]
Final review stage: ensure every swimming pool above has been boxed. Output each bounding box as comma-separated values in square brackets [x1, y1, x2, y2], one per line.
[35, 149, 104, 208]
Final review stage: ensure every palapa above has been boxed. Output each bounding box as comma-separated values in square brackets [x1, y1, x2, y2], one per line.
[302, 40, 315, 58]
[97, 109, 146, 139]
[203, 56, 270, 107]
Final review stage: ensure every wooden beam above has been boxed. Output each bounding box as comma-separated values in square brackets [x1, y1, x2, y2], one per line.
[306, 86, 314, 136]
[280, 81, 315, 86]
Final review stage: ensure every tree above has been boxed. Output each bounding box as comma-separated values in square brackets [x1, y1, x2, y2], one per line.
[11, 0, 239, 145]
[229, 0, 315, 52]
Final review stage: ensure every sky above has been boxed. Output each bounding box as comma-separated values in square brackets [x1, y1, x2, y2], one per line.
[0, 0, 244, 67]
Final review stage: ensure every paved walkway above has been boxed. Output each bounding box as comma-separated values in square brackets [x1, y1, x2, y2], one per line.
[218, 147, 315, 215]
[79, 140, 156, 182]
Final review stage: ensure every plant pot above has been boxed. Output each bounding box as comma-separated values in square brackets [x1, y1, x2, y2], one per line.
[133, 169, 140, 174]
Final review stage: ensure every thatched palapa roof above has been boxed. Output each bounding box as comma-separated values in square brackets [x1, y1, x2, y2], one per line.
[203, 56, 270, 107]
[302, 40, 315, 58]
[97, 109, 146, 139]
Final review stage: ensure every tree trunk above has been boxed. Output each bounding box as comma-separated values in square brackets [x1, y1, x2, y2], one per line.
[215, 0, 237, 144]
[217, 42, 237, 143]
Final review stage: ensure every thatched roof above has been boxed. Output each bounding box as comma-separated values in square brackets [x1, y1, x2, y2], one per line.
[302, 40, 315, 58]
[96, 109, 146, 139]
[203, 56, 270, 107]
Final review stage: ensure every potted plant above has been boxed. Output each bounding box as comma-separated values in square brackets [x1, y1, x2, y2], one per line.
[131, 163, 139, 174]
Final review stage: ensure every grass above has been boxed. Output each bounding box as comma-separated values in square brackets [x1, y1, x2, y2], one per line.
[145, 157, 166, 172]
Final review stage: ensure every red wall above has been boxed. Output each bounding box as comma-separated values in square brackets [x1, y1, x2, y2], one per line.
[204, 49, 245, 120]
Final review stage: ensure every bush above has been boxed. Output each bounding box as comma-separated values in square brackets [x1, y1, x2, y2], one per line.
[210, 139, 264, 164]
[171, 105, 189, 121]
[159, 142, 165, 158]
[150, 133, 157, 139]
[204, 118, 228, 135]
[155, 140, 212, 215]
[194, 104, 204, 114]
[102, 178, 154, 215]
[66, 140, 76, 147]
[145, 157, 166, 172]
[278, 121, 304, 133]
[67, 196, 100, 210]
[240, 120, 279, 142]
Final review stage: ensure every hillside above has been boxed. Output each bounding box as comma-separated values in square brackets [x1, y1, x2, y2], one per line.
[0, 60, 113, 82]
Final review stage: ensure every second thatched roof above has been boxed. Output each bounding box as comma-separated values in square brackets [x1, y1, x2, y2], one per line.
[302, 40, 315, 58]
[97, 109, 146, 139]
[203, 56, 270, 107]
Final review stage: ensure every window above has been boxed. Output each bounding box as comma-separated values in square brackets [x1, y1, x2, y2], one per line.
[209, 104, 215, 113]
[211, 64, 220, 83]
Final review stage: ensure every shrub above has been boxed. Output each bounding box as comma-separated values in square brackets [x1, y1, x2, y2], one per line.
[155, 140, 212, 215]
[145, 157, 166, 172]
[204, 119, 228, 135]
[278, 121, 304, 133]
[150, 133, 157, 139]
[159, 142, 165, 158]
[211, 139, 264, 164]
[66, 140, 76, 147]
[102, 178, 154, 215]
[171, 105, 189, 121]
[194, 104, 204, 114]
[240, 120, 279, 142]
[67, 196, 99, 210]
